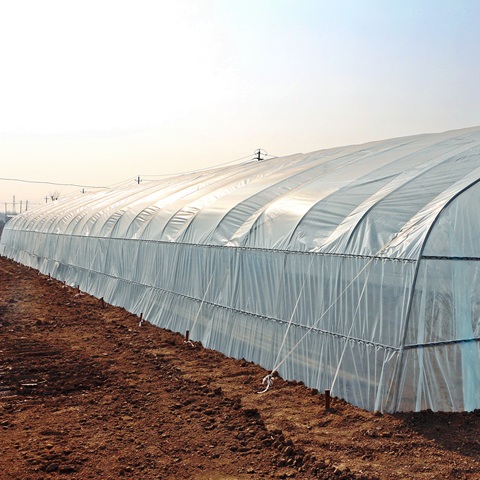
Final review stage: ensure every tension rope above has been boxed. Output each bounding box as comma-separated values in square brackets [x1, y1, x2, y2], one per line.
[259, 230, 406, 396]
[185, 275, 214, 345]
[186, 264, 231, 345]
[330, 265, 372, 391]
[258, 253, 378, 394]
[257, 255, 315, 393]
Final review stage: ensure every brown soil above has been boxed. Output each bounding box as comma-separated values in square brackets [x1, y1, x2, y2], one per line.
[1, 256, 479, 480]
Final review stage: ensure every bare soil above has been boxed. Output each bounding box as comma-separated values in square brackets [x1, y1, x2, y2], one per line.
[1, 256, 479, 479]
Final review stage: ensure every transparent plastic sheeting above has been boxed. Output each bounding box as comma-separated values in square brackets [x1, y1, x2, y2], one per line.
[1, 126, 480, 412]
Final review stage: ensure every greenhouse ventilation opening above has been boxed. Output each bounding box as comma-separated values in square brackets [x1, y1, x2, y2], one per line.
[1, 126, 479, 413]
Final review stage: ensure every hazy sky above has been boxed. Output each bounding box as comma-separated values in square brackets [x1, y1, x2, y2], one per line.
[1, 0, 479, 209]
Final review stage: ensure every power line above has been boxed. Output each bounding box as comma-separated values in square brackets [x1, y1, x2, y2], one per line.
[0, 177, 107, 189]
[0, 151, 280, 191]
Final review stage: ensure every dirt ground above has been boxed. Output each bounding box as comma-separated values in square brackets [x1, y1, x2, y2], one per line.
[1, 256, 479, 480]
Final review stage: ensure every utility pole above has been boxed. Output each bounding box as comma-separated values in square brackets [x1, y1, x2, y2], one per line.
[26, 200, 28, 211]
[254, 149, 267, 161]
[45, 196, 48, 204]
[13, 195, 16, 214]
[20, 200, 22, 213]
[137, 176, 141, 184]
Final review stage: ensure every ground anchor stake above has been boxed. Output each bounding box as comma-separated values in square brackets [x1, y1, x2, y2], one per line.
[325, 389, 331, 410]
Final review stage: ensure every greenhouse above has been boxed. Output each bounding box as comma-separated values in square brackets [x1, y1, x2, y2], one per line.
[1, 126, 479, 413]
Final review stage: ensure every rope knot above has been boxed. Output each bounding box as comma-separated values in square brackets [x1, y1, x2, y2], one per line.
[257, 372, 275, 394]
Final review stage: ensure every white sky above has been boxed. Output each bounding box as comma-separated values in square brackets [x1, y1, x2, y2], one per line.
[1, 0, 479, 209]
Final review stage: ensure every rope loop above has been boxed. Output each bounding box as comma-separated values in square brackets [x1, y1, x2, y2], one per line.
[257, 372, 275, 394]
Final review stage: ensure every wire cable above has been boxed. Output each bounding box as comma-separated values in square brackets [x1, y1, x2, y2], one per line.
[0, 177, 107, 189]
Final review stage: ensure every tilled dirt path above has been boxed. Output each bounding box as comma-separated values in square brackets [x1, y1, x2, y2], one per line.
[0, 256, 479, 479]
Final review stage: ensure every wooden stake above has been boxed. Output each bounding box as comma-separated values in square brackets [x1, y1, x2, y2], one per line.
[325, 389, 331, 410]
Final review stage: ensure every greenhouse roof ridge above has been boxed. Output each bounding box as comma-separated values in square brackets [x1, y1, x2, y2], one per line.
[6, 125, 480, 262]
